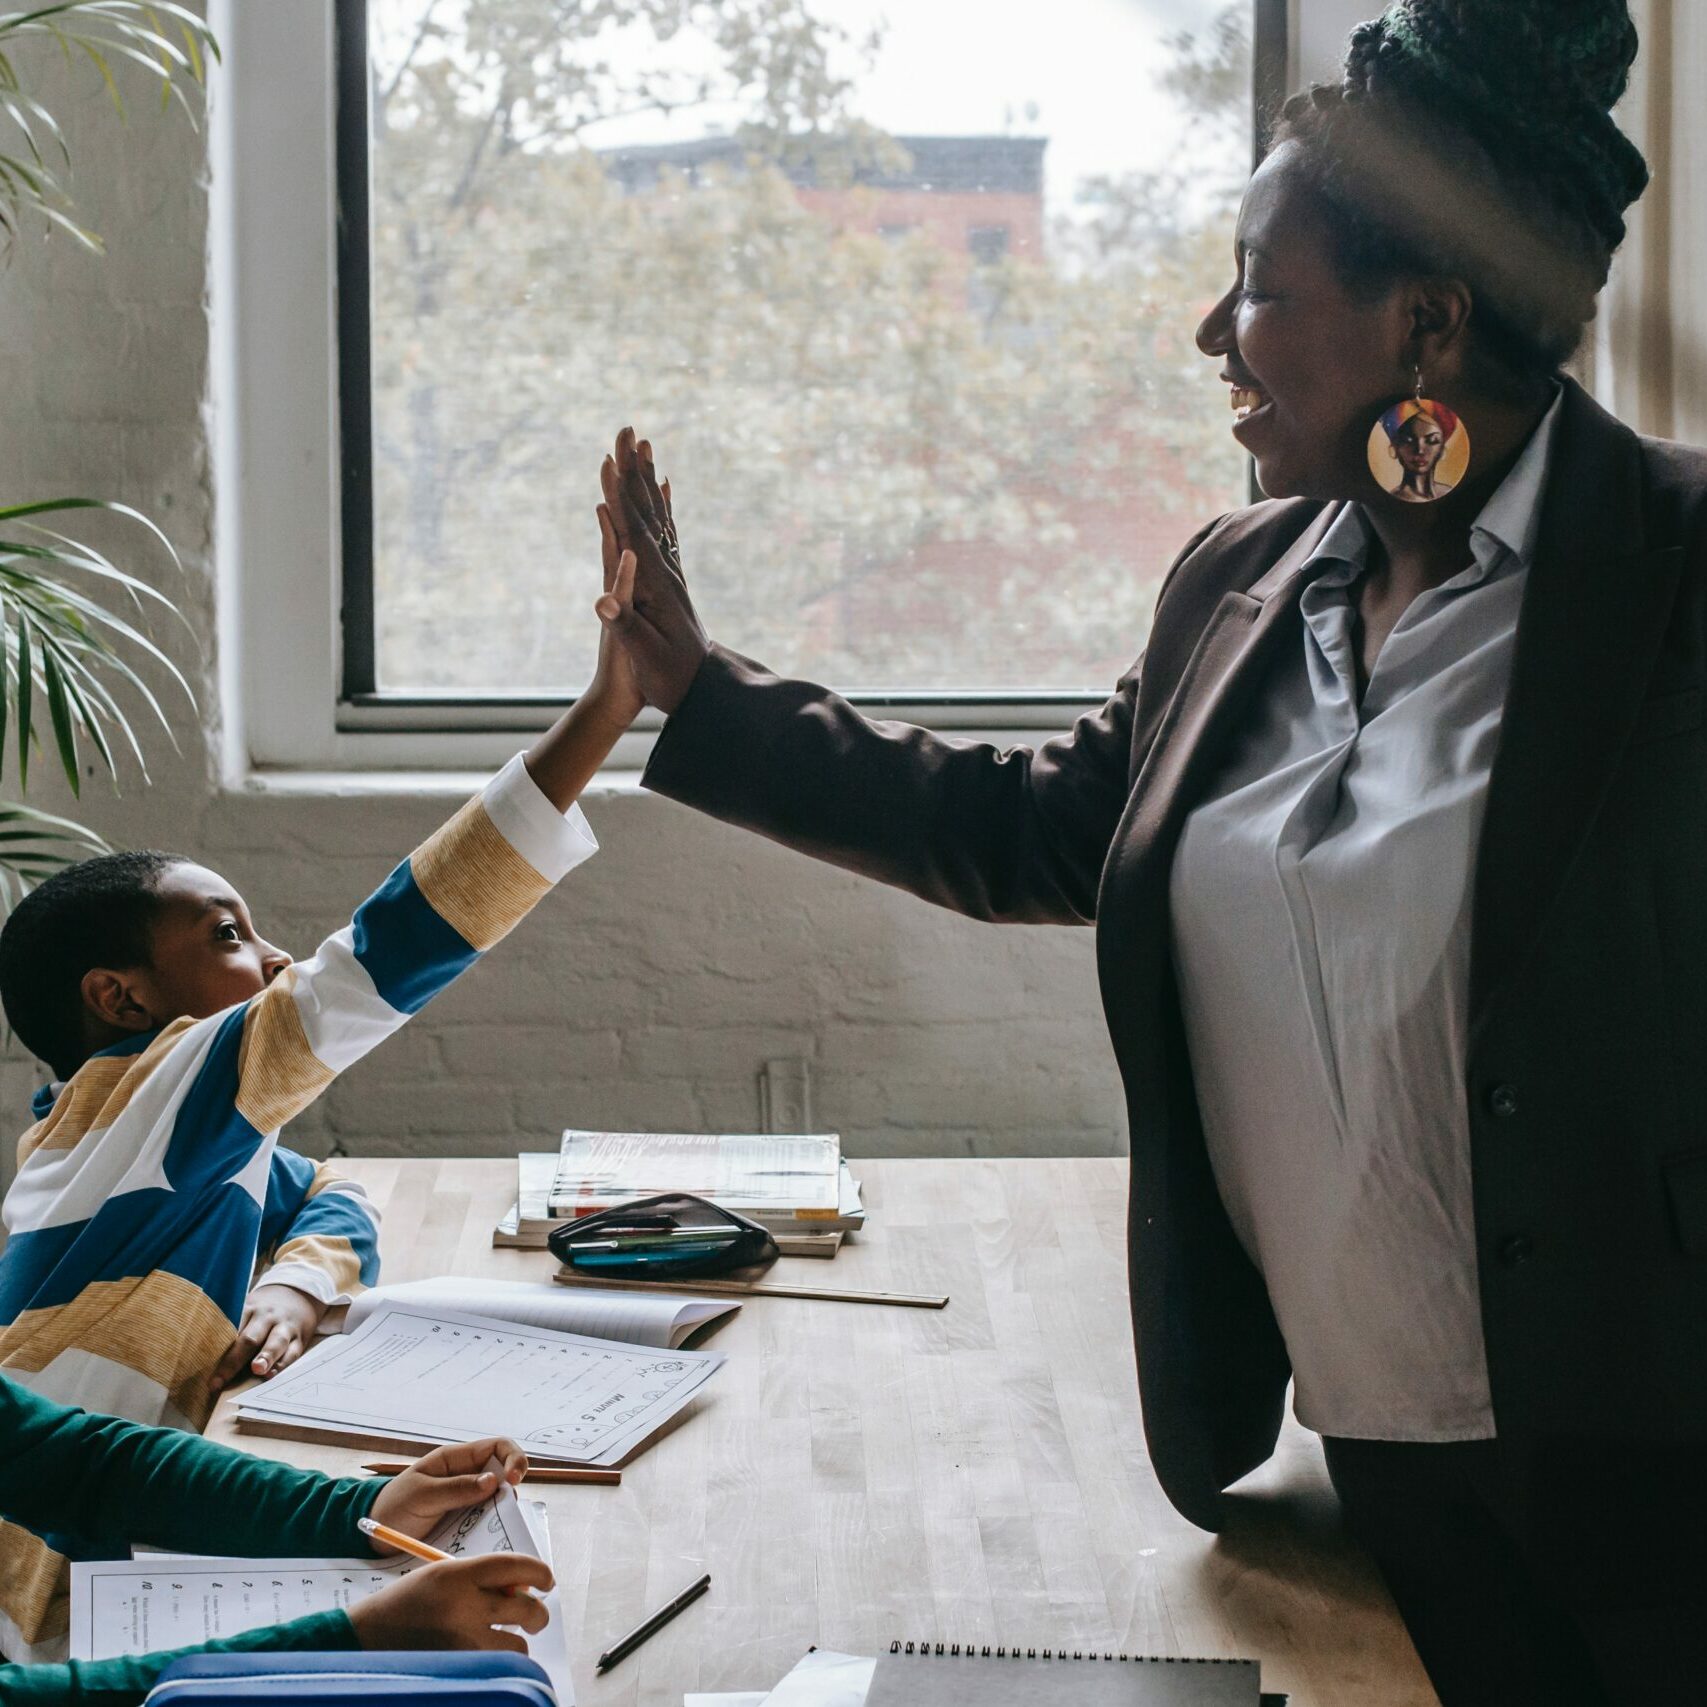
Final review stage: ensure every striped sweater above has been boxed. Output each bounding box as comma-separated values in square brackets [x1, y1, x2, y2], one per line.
[0, 754, 597, 1663]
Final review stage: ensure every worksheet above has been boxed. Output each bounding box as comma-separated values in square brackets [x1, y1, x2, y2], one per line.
[236, 1302, 723, 1466]
[70, 1480, 575, 1702]
[336, 1277, 739, 1348]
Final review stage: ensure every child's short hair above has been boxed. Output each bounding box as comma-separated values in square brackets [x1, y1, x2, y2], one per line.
[0, 851, 184, 1080]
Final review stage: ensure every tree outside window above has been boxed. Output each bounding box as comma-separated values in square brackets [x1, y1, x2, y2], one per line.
[362, 0, 1252, 697]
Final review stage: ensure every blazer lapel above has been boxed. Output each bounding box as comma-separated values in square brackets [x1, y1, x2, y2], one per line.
[1118, 504, 1339, 875]
[1469, 381, 1686, 1025]
[1097, 504, 1340, 1036]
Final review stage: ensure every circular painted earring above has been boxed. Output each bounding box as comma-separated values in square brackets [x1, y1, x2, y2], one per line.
[1366, 367, 1470, 504]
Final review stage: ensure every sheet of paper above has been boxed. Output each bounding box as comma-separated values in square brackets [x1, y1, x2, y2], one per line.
[686, 1695, 769, 1706]
[762, 1651, 877, 1707]
[517, 1496, 574, 1703]
[70, 1478, 575, 1703]
[342, 1278, 738, 1348]
[237, 1302, 723, 1465]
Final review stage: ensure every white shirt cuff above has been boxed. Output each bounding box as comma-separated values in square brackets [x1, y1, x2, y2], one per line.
[252, 1260, 354, 1308]
[483, 752, 600, 883]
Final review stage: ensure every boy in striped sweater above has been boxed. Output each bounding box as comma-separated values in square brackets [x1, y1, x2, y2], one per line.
[0, 532, 644, 1664]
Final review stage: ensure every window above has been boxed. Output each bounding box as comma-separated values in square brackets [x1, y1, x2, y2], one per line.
[329, 0, 1283, 725]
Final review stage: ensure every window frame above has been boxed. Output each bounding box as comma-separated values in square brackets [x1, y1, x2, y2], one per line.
[216, 0, 1286, 773]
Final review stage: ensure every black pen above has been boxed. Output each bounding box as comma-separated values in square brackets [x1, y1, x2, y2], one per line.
[595, 1571, 712, 1672]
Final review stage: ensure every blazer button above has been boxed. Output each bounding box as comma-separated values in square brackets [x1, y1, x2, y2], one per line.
[1498, 1234, 1535, 1267]
[1488, 1083, 1520, 1118]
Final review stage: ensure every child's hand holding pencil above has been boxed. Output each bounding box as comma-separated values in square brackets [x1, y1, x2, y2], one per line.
[347, 1437, 553, 1653]
[363, 1437, 528, 1554]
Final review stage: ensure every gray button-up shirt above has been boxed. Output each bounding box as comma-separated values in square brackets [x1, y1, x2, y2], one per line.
[1169, 389, 1563, 1442]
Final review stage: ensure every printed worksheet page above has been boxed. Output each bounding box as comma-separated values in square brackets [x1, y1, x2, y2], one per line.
[70, 1480, 575, 1702]
[236, 1302, 724, 1465]
[340, 1278, 738, 1348]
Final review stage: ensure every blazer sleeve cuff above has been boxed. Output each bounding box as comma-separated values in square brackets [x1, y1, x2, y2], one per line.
[641, 644, 761, 810]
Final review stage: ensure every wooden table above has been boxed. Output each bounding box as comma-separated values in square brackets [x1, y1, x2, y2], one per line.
[210, 1158, 1435, 1706]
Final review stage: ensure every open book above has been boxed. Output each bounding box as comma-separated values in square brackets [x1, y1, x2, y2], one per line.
[328, 1276, 739, 1349]
[71, 1476, 575, 1702]
[236, 1299, 724, 1466]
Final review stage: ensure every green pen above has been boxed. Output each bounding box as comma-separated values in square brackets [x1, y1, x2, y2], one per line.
[572, 1241, 738, 1269]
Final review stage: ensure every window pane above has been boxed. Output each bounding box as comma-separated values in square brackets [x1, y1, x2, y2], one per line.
[365, 1, 1252, 696]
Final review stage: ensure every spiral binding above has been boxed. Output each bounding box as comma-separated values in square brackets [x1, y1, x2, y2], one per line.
[887, 1642, 1247, 1665]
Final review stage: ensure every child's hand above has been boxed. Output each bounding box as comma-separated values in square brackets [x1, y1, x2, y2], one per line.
[210, 1284, 325, 1392]
[347, 1555, 554, 1653]
[367, 1438, 529, 1545]
[587, 501, 645, 733]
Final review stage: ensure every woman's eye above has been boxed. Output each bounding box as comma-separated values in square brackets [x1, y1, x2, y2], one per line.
[1238, 286, 1272, 305]
[216, 922, 241, 942]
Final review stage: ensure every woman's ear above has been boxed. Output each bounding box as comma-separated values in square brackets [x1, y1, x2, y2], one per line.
[80, 967, 157, 1036]
[1408, 277, 1474, 381]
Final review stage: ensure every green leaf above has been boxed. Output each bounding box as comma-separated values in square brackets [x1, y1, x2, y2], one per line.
[14, 610, 31, 790]
[58, 662, 115, 781]
[42, 647, 82, 794]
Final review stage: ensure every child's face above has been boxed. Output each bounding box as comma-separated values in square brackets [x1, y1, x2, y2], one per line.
[128, 861, 294, 1022]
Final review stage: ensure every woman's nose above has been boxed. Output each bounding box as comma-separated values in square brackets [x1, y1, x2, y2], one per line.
[1195, 286, 1237, 357]
[261, 945, 294, 983]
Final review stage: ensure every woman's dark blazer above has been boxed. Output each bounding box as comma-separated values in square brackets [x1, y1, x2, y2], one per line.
[642, 377, 1707, 1531]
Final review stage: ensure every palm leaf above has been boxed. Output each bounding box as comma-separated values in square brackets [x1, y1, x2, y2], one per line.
[42, 647, 78, 793]
[0, 496, 193, 799]
[0, 0, 216, 246]
[0, 799, 108, 908]
[13, 610, 31, 790]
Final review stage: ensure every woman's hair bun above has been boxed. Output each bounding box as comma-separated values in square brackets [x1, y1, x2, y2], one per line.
[1345, 0, 1639, 109]
[1341, 0, 1648, 248]
[1274, 0, 1649, 377]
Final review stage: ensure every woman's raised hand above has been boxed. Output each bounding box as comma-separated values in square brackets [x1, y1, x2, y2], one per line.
[594, 426, 710, 715]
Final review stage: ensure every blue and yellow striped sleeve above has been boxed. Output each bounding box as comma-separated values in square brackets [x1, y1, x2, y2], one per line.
[232, 753, 597, 1137]
[253, 1152, 381, 1306]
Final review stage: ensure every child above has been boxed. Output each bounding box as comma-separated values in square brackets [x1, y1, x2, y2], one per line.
[0, 556, 643, 1664]
[0, 1375, 552, 1705]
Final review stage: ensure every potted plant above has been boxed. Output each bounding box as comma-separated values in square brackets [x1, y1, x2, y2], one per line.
[0, 1, 217, 906]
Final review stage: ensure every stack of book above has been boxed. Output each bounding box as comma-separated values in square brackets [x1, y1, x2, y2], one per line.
[494, 1129, 864, 1256]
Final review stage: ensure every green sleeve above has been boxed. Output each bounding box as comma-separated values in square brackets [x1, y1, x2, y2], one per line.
[0, 1608, 359, 1706]
[0, 1377, 382, 1556]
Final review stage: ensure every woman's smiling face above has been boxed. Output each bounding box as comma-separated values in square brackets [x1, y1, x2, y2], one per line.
[1196, 143, 1415, 502]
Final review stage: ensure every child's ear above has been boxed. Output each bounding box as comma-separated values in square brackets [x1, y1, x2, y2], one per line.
[80, 968, 157, 1035]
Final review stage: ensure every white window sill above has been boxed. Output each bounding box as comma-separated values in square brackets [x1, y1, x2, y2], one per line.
[230, 766, 652, 801]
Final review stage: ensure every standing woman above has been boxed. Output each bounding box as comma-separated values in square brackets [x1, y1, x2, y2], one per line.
[593, 2, 1707, 1700]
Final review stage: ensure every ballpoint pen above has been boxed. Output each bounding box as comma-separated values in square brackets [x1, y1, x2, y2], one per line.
[595, 1572, 711, 1672]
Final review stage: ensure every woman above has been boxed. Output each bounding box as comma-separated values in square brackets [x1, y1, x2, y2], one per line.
[589, 2, 1706, 1701]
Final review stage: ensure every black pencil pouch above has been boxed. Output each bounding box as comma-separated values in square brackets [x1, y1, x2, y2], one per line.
[548, 1191, 778, 1280]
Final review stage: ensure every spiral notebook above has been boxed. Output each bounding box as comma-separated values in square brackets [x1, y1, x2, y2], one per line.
[867, 1644, 1274, 1707]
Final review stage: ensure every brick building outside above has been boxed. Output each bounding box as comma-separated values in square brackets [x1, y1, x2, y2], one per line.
[602, 133, 1235, 690]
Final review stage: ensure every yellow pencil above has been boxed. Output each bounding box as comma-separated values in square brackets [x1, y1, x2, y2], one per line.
[357, 1516, 527, 1597]
[357, 1516, 455, 1566]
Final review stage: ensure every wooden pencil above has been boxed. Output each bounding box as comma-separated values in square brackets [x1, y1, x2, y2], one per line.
[359, 1462, 621, 1485]
[552, 1270, 948, 1309]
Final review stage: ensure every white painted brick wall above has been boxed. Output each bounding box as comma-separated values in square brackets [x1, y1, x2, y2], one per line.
[0, 18, 1128, 1187]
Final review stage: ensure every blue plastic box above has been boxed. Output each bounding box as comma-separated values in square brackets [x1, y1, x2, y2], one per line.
[144, 1651, 559, 1706]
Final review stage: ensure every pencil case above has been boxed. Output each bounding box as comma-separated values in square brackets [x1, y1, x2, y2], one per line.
[144, 1651, 559, 1706]
[548, 1190, 777, 1279]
